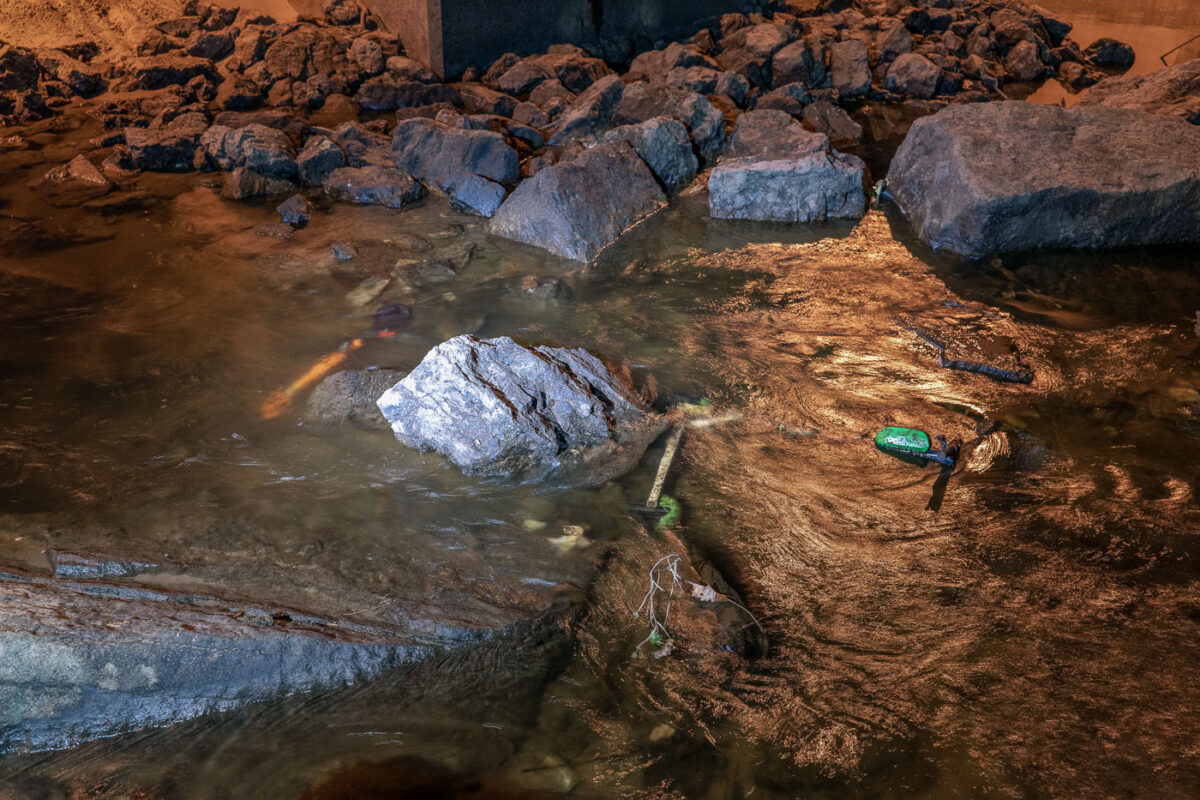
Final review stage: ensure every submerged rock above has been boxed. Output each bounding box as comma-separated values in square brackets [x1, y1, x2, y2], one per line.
[1079, 59, 1200, 124]
[489, 141, 667, 262]
[323, 165, 424, 208]
[305, 368, 407, 429]
[887, 102, 1200, 257]
[376, 335, 667, 485]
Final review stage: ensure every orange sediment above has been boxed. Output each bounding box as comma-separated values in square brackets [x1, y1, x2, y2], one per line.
[259, 339, 364, 420]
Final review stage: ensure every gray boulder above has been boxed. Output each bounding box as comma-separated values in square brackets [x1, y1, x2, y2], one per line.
[546, 74, 624, 146]
[305, 368, 406, 429]
[391, 118, 520, 190]
[887, 102, 1200, 257]
[803, 100, 863, 145]
[496, 52, 612, 95]
[200, 124, 298, 178]
[885, 53, 942, 98]
[297, 135, 346, 185]
[1079, 59, 1200, 124]
[710, 110, 865, 223]
[125, 114, 209, 171]
[612, 82, 726, 166]
[376, 335, 667, 485]
[598, 116, 699, 194]
[771, 37, 829, 89]
[354, 75, 459, 110]
[489, 141, 667, 262]
[221, 167, 298, 199]
[831, 39, 871, 99]
[445, 173, 506, 217]
[323, 166, 425, 208]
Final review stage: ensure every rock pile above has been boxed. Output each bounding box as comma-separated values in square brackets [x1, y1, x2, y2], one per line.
[1, 1, 1147, 259]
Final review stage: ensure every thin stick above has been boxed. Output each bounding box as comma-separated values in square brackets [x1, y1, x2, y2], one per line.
[646, 426, 684, 509]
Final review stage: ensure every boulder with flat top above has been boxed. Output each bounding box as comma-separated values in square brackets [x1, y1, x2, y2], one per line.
[887, 101, 1200, 257]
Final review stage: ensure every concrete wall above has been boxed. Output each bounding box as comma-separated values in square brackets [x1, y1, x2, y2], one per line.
[303, 0, 757, 77]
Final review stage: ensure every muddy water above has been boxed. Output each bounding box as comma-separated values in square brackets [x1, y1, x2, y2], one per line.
[3, 19, 1200, 800]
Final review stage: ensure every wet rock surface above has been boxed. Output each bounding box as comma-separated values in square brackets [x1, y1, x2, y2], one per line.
[710, 109, 865, 223]
[489, 140, 666, 262]
[887, 102, 1200, 257]
[377, 335, 667, 484]
[305, 367, 407, 429]
[1079, 58, 1200, 124]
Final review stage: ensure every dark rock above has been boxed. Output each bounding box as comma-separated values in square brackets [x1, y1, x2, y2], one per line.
[391, 117, 520, 189]
[1078, 59, 1200, 124]
[1084, 37, 1135, 68]
[1058, 61, 1104, 90]
[528, 79, 575, 108]
[277, 194, 311, 225]
[445, 173, 506, 217]
[612, 82, 726, 166]
[263, 30, 314, 81]
[384, 56, 439, 84]
[628, 42, 719, 81]
[137, 32, 180, 56]
[349, 37, 384, 75]
[222, 167, 297, 199]
[155, 16, 202, 38]
[376, 335, 667, 485]
[0, 45, 42, 91]
[306, 368, 405, 429]
[1031, 5, 1072, 47]
[184, 30, 235, 60]
[459, 83, 517, 117]
[36, 50, 103, 96]
[886, 102, 1200, 257]
[726, 109, 826, 159]
[330, 121, 391, 167]
[875, 19, 915, 63]
[803, 99, 863, 145]
[496, 53, 612, 95]
[490, 141, 666, 262]
[482, 52, 521, 86]
[331, 241, 358, 261]
[297, 135, 347, 185]
[722, 23, 792, 59]
[771, 36, 829, 89]
[715, 47, 771, 90]
[125, 113, 209, 171]
[598, 116, 698, 194]
[323, 165, 425, 208]
[885, 53, 942, 98]
[372, 303, 412, 330]
[512, 101, 549, 128]
[546, 74, 623, 146]
[215, 76, 263, 110]
[125, 56, 217, 91]
[1006, 40, 1050, 82]
[710, 110, 865, 223]
[201, 123, 298, 178]
[324, 0, 361, 26]
[355, 75, 459, 110]
[831, 39, 871, 99]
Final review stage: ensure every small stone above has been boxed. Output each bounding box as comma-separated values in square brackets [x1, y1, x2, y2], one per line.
[277, 194, 311, 225]
[332, 241, 358, 261]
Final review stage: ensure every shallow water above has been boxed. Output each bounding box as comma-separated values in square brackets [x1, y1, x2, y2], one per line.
[3, 9, 1200, 799]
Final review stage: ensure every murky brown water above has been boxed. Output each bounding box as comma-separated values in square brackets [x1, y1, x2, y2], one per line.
[3, 5, 1200, 798]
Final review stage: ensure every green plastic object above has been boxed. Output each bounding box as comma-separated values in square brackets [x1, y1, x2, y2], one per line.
[874, 427, 932, 455]
[657, 495, 682, 529]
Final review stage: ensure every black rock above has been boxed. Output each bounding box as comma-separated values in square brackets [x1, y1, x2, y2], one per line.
[277, 194, 311, 225]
